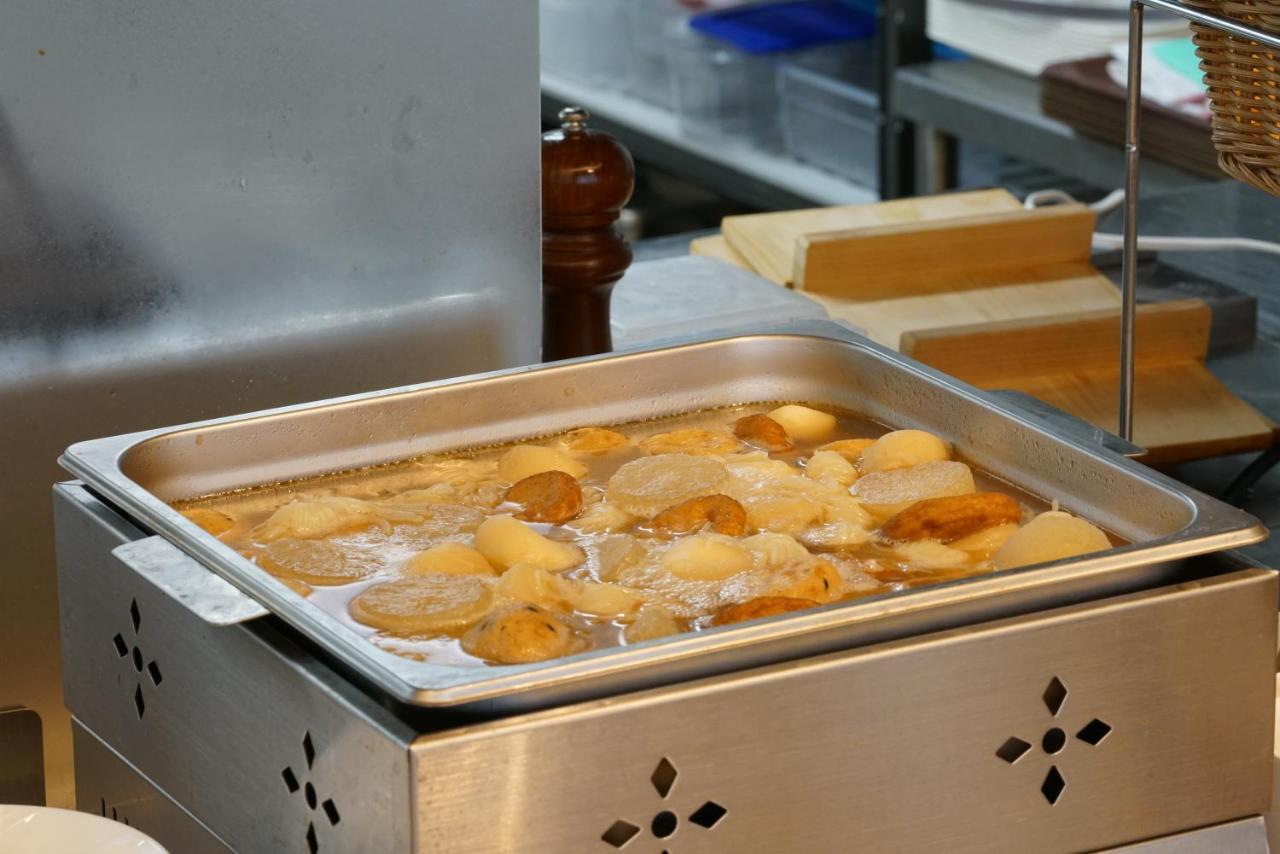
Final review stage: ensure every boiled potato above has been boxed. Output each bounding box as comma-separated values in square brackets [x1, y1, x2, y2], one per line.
[860, 430, 950, 474]
[851, 461, 976, 521]
[348, 574, 493, 635]
[661, 534, 753, 581]
[497, 445, 587, 483]
[993, 511, 1111, 570]
[405, 542, 495, 577]
[474, 515, 584, 572]
[767, 405, 837, 442]
[494, 563, 575, 610]
[572, 581, 646, 619]
[803, 450, 858, 487]
[461, 605, 583, 664]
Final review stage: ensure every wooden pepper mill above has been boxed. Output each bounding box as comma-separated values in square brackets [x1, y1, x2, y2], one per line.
[541, 106, 635, 361]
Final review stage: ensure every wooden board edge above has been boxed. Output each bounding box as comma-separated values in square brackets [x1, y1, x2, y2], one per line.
[794, 204, 1098, 299]
[900, 298, 1212, 383]
[689, 233, 755, 272]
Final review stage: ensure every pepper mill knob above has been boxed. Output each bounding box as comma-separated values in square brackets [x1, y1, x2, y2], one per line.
[541, 105, 635, 361]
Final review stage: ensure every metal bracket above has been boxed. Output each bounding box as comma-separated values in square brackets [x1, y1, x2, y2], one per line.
[112, 537, 268, 626]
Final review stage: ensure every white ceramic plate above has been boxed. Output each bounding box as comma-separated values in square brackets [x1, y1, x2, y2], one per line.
[0, 805, 168, 853]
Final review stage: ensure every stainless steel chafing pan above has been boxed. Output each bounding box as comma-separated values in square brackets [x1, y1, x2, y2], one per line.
[60, 321, 1267, 709]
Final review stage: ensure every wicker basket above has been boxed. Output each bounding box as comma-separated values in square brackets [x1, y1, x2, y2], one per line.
[1184, 0, 1280, 195]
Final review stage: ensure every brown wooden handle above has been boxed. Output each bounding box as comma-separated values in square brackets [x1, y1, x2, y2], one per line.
[541, 107, 635, 361]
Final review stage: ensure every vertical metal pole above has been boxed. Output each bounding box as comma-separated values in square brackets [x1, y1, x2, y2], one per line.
[876, 0, 930, 199]
[1119, 0, 1144, 442]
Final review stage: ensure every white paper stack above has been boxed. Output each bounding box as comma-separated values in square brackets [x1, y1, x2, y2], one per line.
[927, 0, 1189, 76]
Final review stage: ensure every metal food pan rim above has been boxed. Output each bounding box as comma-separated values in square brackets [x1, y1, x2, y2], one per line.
[58, 321, 1268, 707]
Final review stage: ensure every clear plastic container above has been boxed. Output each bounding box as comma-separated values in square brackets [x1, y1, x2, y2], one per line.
[539, 0, 627, 88]
[667, 31, 784, 150]
[778, 42, 879, 185]
[622, 0, 692, 106]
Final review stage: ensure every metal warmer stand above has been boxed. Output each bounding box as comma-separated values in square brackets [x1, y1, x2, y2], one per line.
[52, 320, 1279, 854]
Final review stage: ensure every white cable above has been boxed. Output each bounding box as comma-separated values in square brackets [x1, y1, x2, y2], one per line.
[1087, 188, 1126, 217]
[1090, 231, 1280, 256]
[1023, 188, 1280, 256]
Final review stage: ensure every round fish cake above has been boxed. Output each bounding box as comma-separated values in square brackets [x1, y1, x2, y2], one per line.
[640, 429, 742, 457]
[349, 574, 494, 635]
[461, 605, 584, 664]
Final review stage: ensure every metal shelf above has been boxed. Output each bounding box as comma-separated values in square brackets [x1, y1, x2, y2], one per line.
[541, 73, 877, 210]
[890, 60, 1207, 195]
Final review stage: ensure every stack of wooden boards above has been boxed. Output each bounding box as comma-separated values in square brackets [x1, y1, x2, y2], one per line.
[692, 189, 1274, 464]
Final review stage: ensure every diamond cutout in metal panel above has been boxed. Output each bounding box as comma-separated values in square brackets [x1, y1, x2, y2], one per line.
[115, 600, 160, 721]
[998, 677, 1112, 806]
[602, 758, 727, 848]
[1041, 766, 1066, 804]
[1042, 677, 1067, 716]
[996, 736, 1032, 764]
[689, 800, 728, 829]
[650, 757, 677, 799]
[602, 820, 641, 848]
[283, 732, 342, 850]
[1077, 718, 1112, 746]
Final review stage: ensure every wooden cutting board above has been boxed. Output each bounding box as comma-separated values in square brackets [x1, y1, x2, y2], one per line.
[694, 197, 1274, 464]
[794, 204, 1098, 298]
[720, 188, 1022, 286]
[690, 234, 752, 269]
[809, 270, 1122, 349]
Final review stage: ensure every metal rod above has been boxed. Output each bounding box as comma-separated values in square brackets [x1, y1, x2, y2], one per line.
[1138, 0, 1280, 49]
[1114, 0, 1279, 440]
[1119, 0, 1144, 441]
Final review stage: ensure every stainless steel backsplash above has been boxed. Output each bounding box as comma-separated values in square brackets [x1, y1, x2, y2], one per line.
[0, 0, 541, 806]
